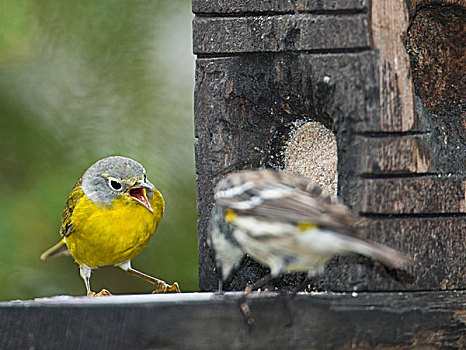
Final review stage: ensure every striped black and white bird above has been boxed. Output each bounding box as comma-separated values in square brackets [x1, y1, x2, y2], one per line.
[209, 168, 410, 290]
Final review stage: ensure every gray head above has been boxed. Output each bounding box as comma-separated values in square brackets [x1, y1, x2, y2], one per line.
[81, 156, 156, 211]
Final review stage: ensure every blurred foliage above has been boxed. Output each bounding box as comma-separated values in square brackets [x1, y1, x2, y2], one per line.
[0, 0, 197, 299]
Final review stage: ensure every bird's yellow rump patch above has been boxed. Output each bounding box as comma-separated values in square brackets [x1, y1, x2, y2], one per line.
[297, 222, 319, 231]
[225, 209, 237, 223]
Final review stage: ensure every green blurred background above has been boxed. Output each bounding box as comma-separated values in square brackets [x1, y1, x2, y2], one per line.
[0, 0, 197, 299]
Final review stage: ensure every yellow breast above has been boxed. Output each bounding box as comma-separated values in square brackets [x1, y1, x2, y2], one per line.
[65, 190, 164, 268]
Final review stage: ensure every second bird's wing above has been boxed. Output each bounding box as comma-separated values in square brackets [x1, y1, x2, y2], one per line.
[215, 169, 360, 236]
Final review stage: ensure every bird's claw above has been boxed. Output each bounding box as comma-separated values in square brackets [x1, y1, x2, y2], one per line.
[152, 281, 181, 293]
[87, 289, 112, 297]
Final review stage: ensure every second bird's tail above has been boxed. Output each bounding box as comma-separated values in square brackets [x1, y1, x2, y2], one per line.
[345, 236, 412, 269]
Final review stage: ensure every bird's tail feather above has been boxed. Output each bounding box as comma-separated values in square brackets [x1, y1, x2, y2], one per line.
[347, 237, 411, 269]
[40, 239, 70, 260]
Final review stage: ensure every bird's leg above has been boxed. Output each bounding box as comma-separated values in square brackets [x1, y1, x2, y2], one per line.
[281, 277, 309, 328]
[80, 265, 111, 296]
[80, 265, 92, 295]
[248, 273, 276, 292]
[239, 274, 276, 328]
[282, 273, 318, 327]
[289, 276, 312, 296]
[215, 278, 227, 295]
[118, 261, 180, 293]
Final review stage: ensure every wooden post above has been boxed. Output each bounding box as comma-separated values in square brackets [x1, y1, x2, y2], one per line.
[193, 0, 465, 292]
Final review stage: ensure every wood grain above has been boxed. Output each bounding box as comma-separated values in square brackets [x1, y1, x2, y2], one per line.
[358, 176, 465, 214]
[371, 0, 416, 131]
[192, 0, 368, 14]
[354, 136, 431, 174]
[1, 292, 465, 349]
[193, 14, 370, 55]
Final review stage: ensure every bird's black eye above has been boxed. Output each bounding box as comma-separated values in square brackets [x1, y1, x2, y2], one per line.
[108, 178, 122, 191]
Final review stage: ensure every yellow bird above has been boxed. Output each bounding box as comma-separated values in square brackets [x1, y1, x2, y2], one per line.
[40, 156, 180, 296]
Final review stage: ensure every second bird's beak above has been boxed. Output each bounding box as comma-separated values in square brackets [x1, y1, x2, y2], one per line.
[127, 179, 155, 213]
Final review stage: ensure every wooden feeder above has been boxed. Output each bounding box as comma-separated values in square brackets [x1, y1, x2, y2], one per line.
[194, 0, 465, 294]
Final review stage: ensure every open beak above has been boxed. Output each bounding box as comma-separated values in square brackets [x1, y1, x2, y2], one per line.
[127, 180, 155, 213]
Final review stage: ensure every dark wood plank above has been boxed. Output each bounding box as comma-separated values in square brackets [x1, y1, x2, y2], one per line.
[357, 176, 465, 214]
[354, 136, 431, 175]
[193, 14, 370, 54]
[371, 0, 417, 131]
[192, 0, 368, 14]
[353, 130, 465, 175]
[192, 0, 296, 14]
[1, 292, 464, 349]
[297, 0, 368, 11]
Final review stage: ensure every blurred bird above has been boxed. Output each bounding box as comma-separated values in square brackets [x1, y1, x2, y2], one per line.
[41, 156, 180, 296]
[209, 168, 411, 291]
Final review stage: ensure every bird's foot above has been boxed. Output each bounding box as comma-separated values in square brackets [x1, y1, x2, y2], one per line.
[240, 300, 255, 327]
[151, 281, 181, 293]
[87, 289, 112, 297]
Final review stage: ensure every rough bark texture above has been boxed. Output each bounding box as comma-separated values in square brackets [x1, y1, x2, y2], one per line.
[406, 3, 465, 117]
[1, 292, 465, 350]
[194, 0, 466, 293]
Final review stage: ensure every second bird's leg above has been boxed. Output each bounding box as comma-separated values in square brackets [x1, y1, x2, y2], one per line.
[239, 274, 276, 328]
[248, 274, 277, 293]
[118, 261, 180, 293]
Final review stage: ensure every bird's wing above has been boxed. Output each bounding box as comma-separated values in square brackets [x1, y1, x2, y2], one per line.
[60, 177, 84, 237]
[215, 169, 360, 236]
